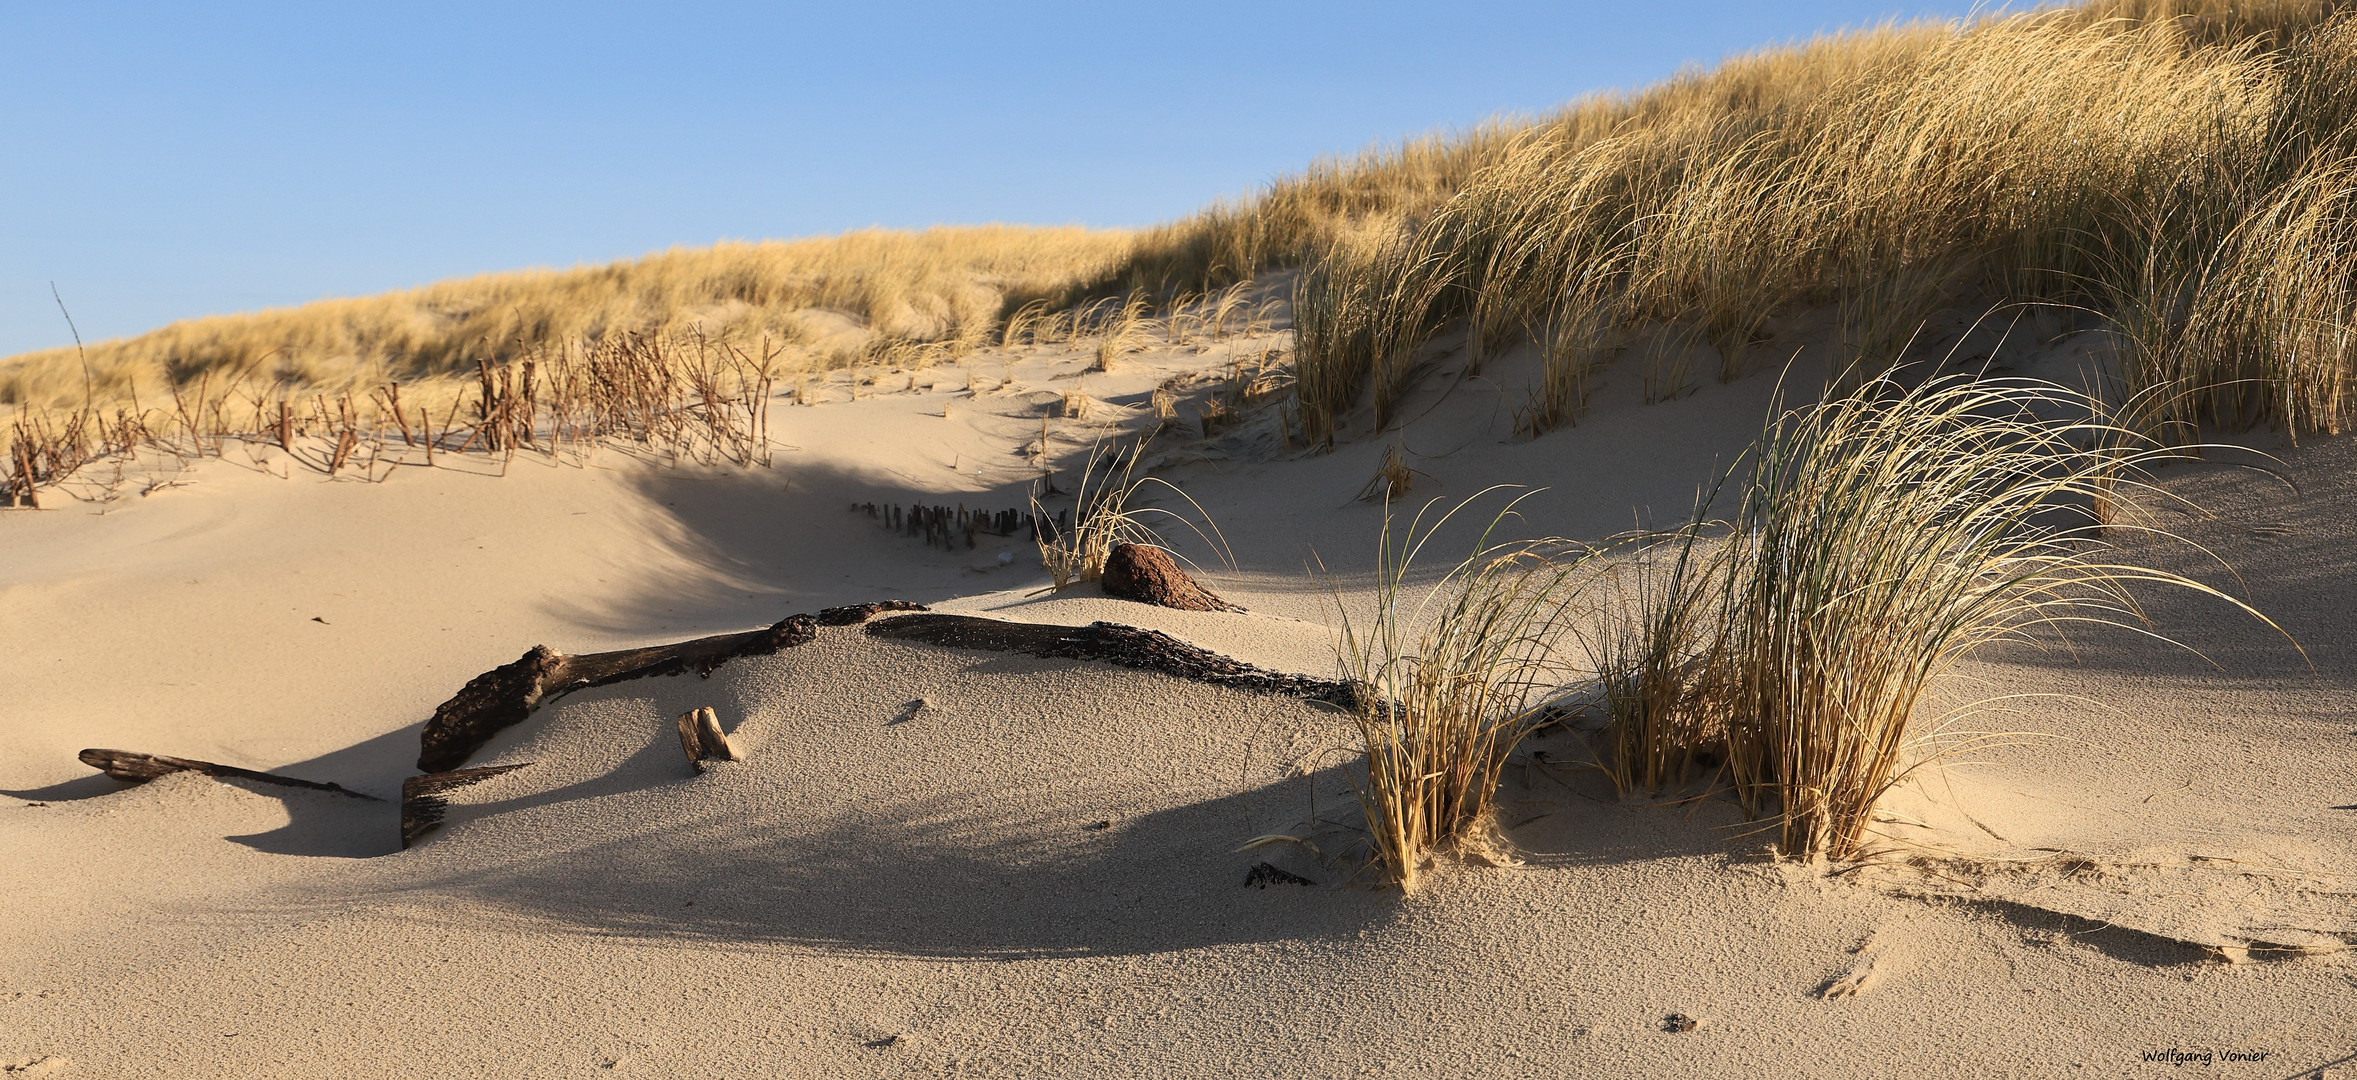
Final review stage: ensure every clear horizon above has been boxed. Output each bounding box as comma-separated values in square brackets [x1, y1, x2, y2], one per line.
[5, 1, 1985, 357]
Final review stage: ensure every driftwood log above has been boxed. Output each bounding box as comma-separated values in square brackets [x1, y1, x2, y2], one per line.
[418, 602, 924, 772]
[815, 600, 928, 626]
[79, 748, 380, 800]
[414, 599, 1348, 803]
[1100, 543, 1238, 612]
[675, 706, 741, 772]
[864, 613, 1358, 705]
[401, 763, 531, 848]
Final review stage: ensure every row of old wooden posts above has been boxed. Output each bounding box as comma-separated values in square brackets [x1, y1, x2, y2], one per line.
[850, 501, 1070, 552]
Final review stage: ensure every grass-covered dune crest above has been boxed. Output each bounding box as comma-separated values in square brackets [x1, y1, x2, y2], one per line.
[1, 226, 1134, 408]
[1281, 0, 2357, 442]
[10, 0, 2357, 453]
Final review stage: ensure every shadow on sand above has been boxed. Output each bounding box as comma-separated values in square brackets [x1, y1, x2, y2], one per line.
[2, 725, 418, 859]
[354, 728, 1761, 962]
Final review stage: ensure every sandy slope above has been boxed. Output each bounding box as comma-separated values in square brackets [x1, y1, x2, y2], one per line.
[4, 321, 2355, 1078]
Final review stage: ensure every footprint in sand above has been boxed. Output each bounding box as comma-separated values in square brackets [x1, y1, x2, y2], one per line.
[1821, 936, 1891, 1000]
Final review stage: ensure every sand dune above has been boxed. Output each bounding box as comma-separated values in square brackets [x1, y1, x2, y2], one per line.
[5, 321, 2355, 1078]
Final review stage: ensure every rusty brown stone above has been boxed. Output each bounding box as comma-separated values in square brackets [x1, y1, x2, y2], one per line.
[1099, 543, 1237, 612]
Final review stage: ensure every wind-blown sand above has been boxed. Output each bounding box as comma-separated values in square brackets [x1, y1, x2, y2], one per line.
[4, 319, 2354, 1078]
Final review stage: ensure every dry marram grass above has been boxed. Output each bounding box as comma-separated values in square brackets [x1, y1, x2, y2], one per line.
[1593, 375, 2285, 859]
[2, 227, 1133, 411]
[1282, 2, 2357, 443]
[1031, 443, 1229, 593]
[1325, 493, 1598, 890]
[16, 2, 2355, 463]
[5, 332, 778, 506]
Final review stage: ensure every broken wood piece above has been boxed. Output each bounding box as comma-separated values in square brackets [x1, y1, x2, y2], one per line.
[676, 709, 706, 770]
[864, 613, 1360, 706]
[78, 748, 380, 800]
[694, 707, 740, 761]
[400, 763, 530, 848]
[418, 601, 926, 772]
[676, 707, 741, 772]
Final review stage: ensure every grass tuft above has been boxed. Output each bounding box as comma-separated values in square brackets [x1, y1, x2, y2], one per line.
[1032, 442, 1230, 592]
[1092, 291, 1153, 373]
[1601, 373, 2289, 860]
[1325, 492, 1598, 890]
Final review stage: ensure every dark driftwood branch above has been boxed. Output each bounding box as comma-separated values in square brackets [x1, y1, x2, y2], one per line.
[79, 748, 381, 800]
[413, 599, 1349, 786]
[864, 613, 1359, 705]
[417, 601, 925, 772]
[815, 600, 929, 626]
[401, 763, 531, 848]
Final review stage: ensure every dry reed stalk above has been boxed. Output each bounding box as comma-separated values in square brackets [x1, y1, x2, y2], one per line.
[1, 326, 784, 503]
[1233, 348, 1295, 406]
[1196, 396, 1228, 438]
[378, 382, 415, 446]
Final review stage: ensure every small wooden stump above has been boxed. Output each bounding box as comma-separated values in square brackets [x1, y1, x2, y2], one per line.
[676, 707, 741, 773]
[399, 763, 529, 848]
[1101, 543, 1236, 612]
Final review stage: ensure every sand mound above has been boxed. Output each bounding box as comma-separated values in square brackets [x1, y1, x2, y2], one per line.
[395, 626, 1361, 955]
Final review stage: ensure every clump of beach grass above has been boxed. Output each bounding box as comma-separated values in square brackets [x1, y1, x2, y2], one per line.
[1325, 492, 1598, 890]
[1602, 373, 2287, 860]
[1032, 441, 1230, 592]
[1092, 291, 1153, 373]
[1580, 523, 1731, 799]
[1356, 443, 1420, 502]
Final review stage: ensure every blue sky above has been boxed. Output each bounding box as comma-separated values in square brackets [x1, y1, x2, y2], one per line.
[4, 2, 1988, 356]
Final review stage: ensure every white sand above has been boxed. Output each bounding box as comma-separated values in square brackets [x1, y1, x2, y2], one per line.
[4, 320, 2354, 1078]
